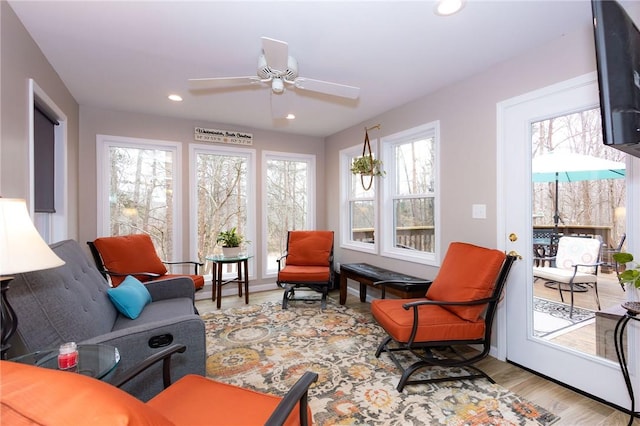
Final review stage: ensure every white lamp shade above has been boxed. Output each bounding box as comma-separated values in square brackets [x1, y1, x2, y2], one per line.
[0, 198, 65, 275]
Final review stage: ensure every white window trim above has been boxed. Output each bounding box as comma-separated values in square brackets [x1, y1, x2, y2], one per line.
[96, 134, 182, 258]
[339, 144, 378, 255]
[189, 143, 257, 280]
[380, 121, 441, 265]
[262, 150, 316, 279]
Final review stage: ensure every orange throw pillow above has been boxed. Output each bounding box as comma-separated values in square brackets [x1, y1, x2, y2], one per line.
[93, 234, 168, 286]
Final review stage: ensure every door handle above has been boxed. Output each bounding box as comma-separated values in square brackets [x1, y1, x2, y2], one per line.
[507, 250, 523, 260]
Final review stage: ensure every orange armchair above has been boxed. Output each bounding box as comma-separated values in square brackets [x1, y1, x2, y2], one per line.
[371, 242, 516, 391]
[88, 234, 205, 290]
[1, 345, 317, 426]
[277, 231, 334, 310]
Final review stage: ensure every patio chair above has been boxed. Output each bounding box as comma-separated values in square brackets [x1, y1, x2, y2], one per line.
[532, 229, 559, 267]
[1, 344, 317, 426]
[276, 230, 334, 310]
[88, 234, 205, 290]
[371, 242, 516, 391]
[533, 236, 603, 318]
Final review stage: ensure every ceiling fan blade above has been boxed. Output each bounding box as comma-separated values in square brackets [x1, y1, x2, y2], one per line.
[188, 76, 261, 89]
[293, 77, 360, 99]
[270, 90, 290, 119]
[261, 37, 289, 73]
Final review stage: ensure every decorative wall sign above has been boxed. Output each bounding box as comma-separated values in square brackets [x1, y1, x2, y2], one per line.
[194, 127, 253, 145]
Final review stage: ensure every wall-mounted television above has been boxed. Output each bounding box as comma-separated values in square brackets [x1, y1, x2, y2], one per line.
[591, 0, 640, 158]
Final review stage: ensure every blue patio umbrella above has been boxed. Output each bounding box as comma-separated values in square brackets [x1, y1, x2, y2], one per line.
[531, 152, 625, 228]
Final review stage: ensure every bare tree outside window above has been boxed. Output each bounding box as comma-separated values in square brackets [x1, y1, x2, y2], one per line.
[349, 153, 376, 244]
[531, 107, 626, 249]
[195, 152, 248, 275]
[108, 146, 174, 259]
[391, 137, 435, 253]
[265, 155, 312, 273]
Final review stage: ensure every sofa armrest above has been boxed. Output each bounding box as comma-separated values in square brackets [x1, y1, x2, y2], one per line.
[111, 344, 187, 389]
[81, 315, 205, 401]
[145, 276, 195, 302]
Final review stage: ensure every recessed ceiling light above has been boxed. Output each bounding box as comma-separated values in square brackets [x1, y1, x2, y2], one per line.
[286, 113, 295, 120]
[168, 94, 183, 102]
[435, 0, 465, 16]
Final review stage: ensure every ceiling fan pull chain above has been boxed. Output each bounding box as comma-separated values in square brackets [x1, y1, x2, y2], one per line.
[361, 130, 374, 191]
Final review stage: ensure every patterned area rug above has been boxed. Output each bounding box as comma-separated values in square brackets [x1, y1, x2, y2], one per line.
[203, 300, 560, 425]
[533, 297, 596, 338]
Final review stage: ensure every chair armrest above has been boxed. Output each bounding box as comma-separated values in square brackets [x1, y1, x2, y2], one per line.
[276, 252, 288, 271]
[264, 371, 318, 426]
[110, 344, 186, 389]
[162, 260, 204, 275]
[571, 261, 603, 268]
[402, 296, 496, 310]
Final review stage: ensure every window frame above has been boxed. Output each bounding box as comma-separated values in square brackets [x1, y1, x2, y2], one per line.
[339, 144, 378, 255]
[262, 150, 316, 278]
[380, 121, 440, 265]
[189, 143, 256, 280]
[96, 134, 182, 258]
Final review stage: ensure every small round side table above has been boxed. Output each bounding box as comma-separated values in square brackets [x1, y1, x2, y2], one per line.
[10, 343, 120, 380]
[206, 255, 253, 309]
[614, 301, 640, 426]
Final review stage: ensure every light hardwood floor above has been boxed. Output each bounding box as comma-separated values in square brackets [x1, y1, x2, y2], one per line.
[196, 287, 638, 425]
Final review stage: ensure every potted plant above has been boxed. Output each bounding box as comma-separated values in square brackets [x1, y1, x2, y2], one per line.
[216, 227, 246, 258]
[612, 252, 640, 304]
[350, 156, 385, 177]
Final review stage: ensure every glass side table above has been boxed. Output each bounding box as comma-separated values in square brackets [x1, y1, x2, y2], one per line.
[205, 254, 253, 309]
[10, 343, 120, 380]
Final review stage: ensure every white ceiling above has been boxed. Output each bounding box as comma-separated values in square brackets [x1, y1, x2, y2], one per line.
[9, 0, 601, 137]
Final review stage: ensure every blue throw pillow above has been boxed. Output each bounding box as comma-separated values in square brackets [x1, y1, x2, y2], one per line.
[107, 275, 152, 319]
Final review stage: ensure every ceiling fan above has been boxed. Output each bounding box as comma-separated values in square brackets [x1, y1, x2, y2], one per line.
[188, 37, 360, 118]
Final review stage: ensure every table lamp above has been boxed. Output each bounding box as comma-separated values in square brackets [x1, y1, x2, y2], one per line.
[0, 198, 65, 359]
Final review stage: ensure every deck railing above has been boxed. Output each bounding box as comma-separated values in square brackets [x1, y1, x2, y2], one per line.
[351, 226, 435, 252]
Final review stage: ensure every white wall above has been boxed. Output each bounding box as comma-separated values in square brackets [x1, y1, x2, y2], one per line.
[325, 23, 598, 286]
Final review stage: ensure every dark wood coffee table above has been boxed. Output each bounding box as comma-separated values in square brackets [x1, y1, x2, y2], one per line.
[339, 263, 431, 304]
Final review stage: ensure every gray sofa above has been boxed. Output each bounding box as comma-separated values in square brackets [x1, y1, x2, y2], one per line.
[7, 239, 206, 401]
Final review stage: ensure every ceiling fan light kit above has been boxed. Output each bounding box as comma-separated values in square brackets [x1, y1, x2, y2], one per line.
[189, 36, 361, 118]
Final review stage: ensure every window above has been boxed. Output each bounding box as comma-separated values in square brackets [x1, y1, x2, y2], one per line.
[263, 152, 315, 276]
[97, 135, 181, 261]
[381, 122, 439, 264]
[340, 145, 378, 254]
[190, 144, 255, 277]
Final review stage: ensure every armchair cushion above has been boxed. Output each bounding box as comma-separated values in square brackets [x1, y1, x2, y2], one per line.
[148, 374, 307, 426]
[426, 243, 506, 321]
[371, 299, 486, 343]
[93, 234, 168, 286]
[0, 361, 172, 425]
[107, 275, 152, 319]
[277, 265, 331, 283]
[286, 231, 333, 266]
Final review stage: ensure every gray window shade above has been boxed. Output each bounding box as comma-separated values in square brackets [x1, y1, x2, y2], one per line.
[34, 106, 57, 213]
